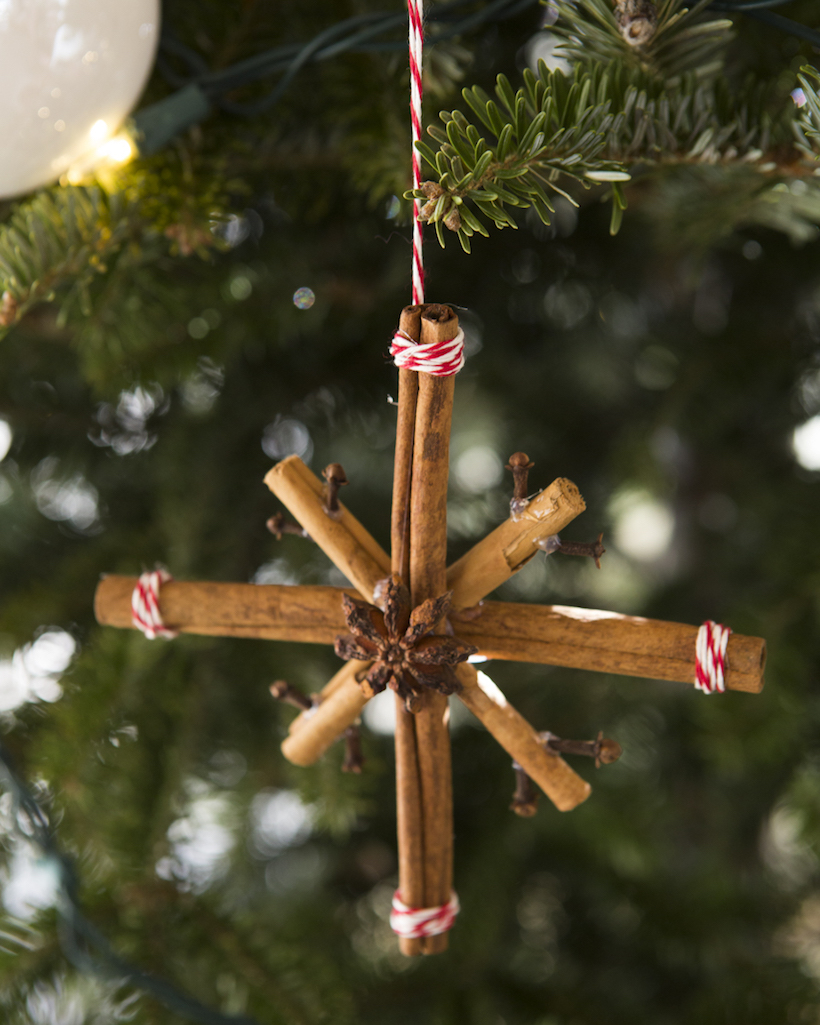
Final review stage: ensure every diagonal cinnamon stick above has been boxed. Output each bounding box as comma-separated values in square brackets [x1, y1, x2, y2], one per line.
[264, 456, 390, 602]
[455, 664, 590, 810]
[408, 304, 459, 955]
[446, 477, 586, 609]
[281, 660, 373, 765]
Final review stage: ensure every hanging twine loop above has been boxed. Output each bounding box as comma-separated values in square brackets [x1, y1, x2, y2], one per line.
[390, 327, 465, 376]
[131, 568, 178, 640]
[408, 0, 425, 305]
[694, 620, 731, 694]
[390, 889, 460, 938]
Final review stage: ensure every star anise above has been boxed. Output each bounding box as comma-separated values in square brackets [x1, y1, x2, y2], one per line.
[334, 576, 477, 711]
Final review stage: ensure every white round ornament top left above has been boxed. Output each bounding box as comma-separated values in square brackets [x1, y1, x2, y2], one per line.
[0, 0, 160, 199]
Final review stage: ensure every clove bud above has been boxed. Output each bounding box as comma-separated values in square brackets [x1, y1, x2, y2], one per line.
[270, 679, 315, 712]
[322, 463, 349, 519]
[341, 724, 364, 774]
[506, 452, 534, 517]
[266, 512, 309, 540]
[539, 730, 622, 769]
[510, 762, 539, 817]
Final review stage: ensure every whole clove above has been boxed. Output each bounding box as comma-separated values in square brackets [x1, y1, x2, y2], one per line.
[266, 512, 309, 540]
[270, 679, 315, 712]
[555, 533, 606, 569]
[322, 463, 349, 519]
[341, 724, 364, 773]
[510, 761, 539, 817]
[539, 730, 622, 769]
[506, 452, 534, 516]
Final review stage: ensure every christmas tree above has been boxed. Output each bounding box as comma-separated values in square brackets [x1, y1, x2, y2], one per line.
[1, 1, 820, 1022]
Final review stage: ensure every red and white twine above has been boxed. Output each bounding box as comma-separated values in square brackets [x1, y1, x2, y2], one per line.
[390, 889, 460, 939]
[131, 568, 178, 640]
[694, 620, 731, 694]
[391, 326, 465, 376]
[408, 0, 425, 305]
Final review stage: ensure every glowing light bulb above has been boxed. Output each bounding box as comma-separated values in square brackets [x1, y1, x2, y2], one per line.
[101, 137, 133, 164]
[89, 119, 109, 144]
[0, 0, 160, 199]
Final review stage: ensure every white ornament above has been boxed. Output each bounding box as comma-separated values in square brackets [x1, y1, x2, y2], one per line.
[0, 0, 160, 199]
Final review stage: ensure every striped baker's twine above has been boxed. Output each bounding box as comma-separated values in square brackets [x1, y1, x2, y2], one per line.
[131, 568, 178, 640]
[390, 326, 465, 376]
[408, 0, 424, 305]
[694, 620, 731, 694]
[390, 889, 460, 938]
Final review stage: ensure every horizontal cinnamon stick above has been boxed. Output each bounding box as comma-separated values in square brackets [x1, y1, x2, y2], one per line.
[264, 455, 390, 603]
[446, 477, 586, 610]
[455, 664, 590, 811]
[456, 602, 765, 693]
[95, 578, 765, 693]
[94, 576, 351, 642]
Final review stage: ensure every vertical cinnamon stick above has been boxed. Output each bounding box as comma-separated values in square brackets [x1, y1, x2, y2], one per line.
[391, 306, 422, 586]
[392, 305, 425, 956]
[409, 304, 458, 955]
[394, 697, 425, 956]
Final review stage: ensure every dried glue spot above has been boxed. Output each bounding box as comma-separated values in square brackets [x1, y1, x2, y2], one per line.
[293, 287, 315, 310]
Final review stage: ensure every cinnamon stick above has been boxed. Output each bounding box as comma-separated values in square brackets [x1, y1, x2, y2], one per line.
[394, 695, 425, 956]
[94, 575, 350, 642]
[455, 601, 766, 693]
[264, 456, 390, 602]
[455, 664, 590, 811]
[408, 304, 459, 955]
[446, 477, 586, 609]
[281, 662, 375, 766]
[391, 306, 422, 587]
[391, 305, 425, 957]
[95, 578, 765, 692]
[286, 659, 372, 737]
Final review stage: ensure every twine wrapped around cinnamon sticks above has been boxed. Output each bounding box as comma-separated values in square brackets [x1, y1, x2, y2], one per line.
[393, 303, 460, 955]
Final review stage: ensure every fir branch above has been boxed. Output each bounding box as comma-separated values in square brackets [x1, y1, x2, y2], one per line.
[550, 0, 734, 83]
[0, 149, 231, 342]
[793, 65, 820, 161]
[0, 188, 140, 334]
[409, 64, 631, 252]
[411, 61, 792, 246]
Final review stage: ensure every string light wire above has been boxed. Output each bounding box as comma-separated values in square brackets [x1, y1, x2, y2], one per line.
[0, 742, 260, 1025]
[137, 0, 820, 156]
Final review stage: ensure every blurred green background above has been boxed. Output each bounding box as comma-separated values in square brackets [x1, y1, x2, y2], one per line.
[1, 2, 820, 1023]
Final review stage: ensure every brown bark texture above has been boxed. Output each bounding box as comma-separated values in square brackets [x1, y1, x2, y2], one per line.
[281, 662, 374, 766]
[95, 579, 765, 693]
[446, 477, 586, 610]
[455, 602, 766, 694]
[455, 664, 590, 810]
[391, 305, 425, 955]
[406, 303, 459, 955]
[263, 455, 390, 603]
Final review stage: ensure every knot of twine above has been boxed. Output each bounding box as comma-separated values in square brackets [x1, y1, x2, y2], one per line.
[131, 568, 178, 640]
[694, 620, 731, 694]
[391, 328, 465, 376]
[390, 889, 460, 938]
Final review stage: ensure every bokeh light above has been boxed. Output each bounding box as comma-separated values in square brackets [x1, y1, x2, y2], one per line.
[792, 415, 820, 471]
[292, 286, 315, 310]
